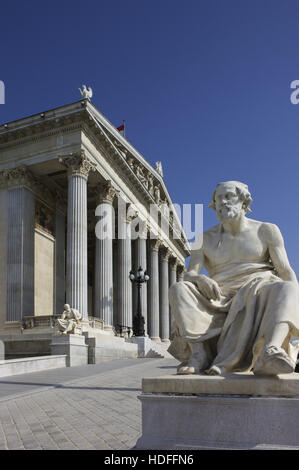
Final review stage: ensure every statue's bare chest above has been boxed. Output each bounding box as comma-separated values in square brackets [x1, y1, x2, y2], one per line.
[204, 226, 268, 267]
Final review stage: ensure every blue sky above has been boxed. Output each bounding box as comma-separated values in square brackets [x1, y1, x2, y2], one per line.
[1, 0, 299, 274]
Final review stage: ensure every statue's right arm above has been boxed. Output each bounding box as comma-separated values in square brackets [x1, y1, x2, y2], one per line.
[184, 248, 221, 301]
[184, 248, 204, 282]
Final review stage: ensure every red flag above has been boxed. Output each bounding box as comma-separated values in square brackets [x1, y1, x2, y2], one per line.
[117, 124, 124, 132]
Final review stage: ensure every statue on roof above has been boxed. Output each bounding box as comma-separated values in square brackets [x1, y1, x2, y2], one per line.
[155, 161, 163, 177]
[79, 85, 93, 101]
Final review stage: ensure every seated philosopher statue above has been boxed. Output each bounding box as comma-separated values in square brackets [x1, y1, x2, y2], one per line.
[168, 181, 299, 376]
[57, 304, 83, 335]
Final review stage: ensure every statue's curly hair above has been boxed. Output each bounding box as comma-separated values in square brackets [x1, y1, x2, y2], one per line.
[208, 181, 253, 213]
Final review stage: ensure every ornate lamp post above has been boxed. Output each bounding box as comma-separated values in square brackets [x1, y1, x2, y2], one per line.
[129, 266, 150, 337]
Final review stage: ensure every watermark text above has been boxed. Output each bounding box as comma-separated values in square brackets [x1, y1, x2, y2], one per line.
[0, 81, 4, 104]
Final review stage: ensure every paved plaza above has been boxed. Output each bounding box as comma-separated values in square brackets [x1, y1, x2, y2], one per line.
[0, 357, 178, 450]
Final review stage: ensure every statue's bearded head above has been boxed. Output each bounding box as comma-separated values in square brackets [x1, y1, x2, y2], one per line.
[209, 181, 252, 223]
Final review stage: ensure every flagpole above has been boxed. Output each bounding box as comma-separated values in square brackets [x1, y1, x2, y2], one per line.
[123, 120, 126, 138]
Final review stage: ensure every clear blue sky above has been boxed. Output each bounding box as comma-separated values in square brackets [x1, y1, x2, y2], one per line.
[1, 0, 299, 274]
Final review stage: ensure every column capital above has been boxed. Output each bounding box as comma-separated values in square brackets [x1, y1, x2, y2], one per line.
[160, 245, 170, 261]
[0, 164, 34, 189]
[0, 164, 55, 207]
[136, 219, 148, 239]
[150, 238, 162, 252]
[95, 180, 118, 204]
[126, 203, 138, 223]
[59, 150, 96, 179]
[177, 263, 186, 277]
[169, 256, 178, 271]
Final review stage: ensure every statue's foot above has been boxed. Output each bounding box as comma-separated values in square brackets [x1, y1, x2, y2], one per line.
[253, 345, 295, 376]
[205, 365, 223, 376]
[177, 365, 198, 375]
[177, 358, 201, 375]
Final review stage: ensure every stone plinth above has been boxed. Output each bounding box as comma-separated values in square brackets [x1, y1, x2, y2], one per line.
[130, 337, 153, 358]
[0, 340, 4, 360]
[135, 373, 299, 450]
[50, 334, 88, 367]
[85, 333, 138, 364]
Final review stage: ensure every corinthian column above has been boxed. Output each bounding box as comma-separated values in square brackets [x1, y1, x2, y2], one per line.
[117, 203, 137, 330]
[94, 181, 117, 329]
[169, 257, 178, 336]
[7, 186, 35, 321]
[148, 238, 161, 341]
[59, 151, 96, 321]
[159, 245, 170, 342]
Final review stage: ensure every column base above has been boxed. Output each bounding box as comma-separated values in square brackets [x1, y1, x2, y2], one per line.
[150, 337, 161, 343]
[104, 324, 115, 334]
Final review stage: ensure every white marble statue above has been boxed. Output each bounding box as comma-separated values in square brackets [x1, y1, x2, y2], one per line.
[57, 304, 83, 335]
[78, 85, 93, 101]
[169, 181, 299, 376]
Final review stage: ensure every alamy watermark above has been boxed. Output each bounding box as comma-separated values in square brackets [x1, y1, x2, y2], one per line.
[0, 81, 5, 104]
[290, 80, 299, 104]
[94, 198, 203, 251]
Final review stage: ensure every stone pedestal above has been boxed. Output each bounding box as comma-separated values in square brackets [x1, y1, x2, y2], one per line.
[0, 340, 4, 360]
[130, 336, 155, 357]
[135, 373, 299, 450]
[50, 334, 88, 367]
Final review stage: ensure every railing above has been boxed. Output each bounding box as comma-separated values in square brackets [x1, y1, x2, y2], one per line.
[22, 315, 59, 330]
[114, 324, 132, 338]
[88, 316, 105, 330]
[22, 315, 105, 331]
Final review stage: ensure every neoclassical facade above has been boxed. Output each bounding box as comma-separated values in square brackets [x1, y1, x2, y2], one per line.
[0, 98, 189, 357]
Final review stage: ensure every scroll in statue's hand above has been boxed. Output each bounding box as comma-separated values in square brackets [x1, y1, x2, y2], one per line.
[195, 275, 222, 301]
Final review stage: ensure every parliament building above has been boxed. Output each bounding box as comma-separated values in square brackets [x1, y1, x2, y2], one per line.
[0, 97, 189, 362]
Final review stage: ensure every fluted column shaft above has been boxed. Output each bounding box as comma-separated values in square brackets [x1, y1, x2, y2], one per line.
[60, 152, 95, 320]
[94, 181, 116, 328]
[148, 239, 161, 341]
[118, 235, 132, 327]
[169, 257, 178, 337]
[67, 174, 88, 318]
[160, 246, 170, 341]
[117, 204, 135, 329]
[6, 187, 35, 321]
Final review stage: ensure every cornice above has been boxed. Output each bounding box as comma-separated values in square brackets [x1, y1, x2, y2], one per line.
[0, 118, 83, 150]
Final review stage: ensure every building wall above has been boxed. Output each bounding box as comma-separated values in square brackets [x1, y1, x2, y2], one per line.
[34, 228, 54, 316]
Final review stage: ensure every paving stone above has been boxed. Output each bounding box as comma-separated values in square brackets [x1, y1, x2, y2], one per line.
[0, 357, 178, 450]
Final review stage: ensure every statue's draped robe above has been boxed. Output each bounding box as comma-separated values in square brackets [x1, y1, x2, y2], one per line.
[168, 262, 299, 372]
